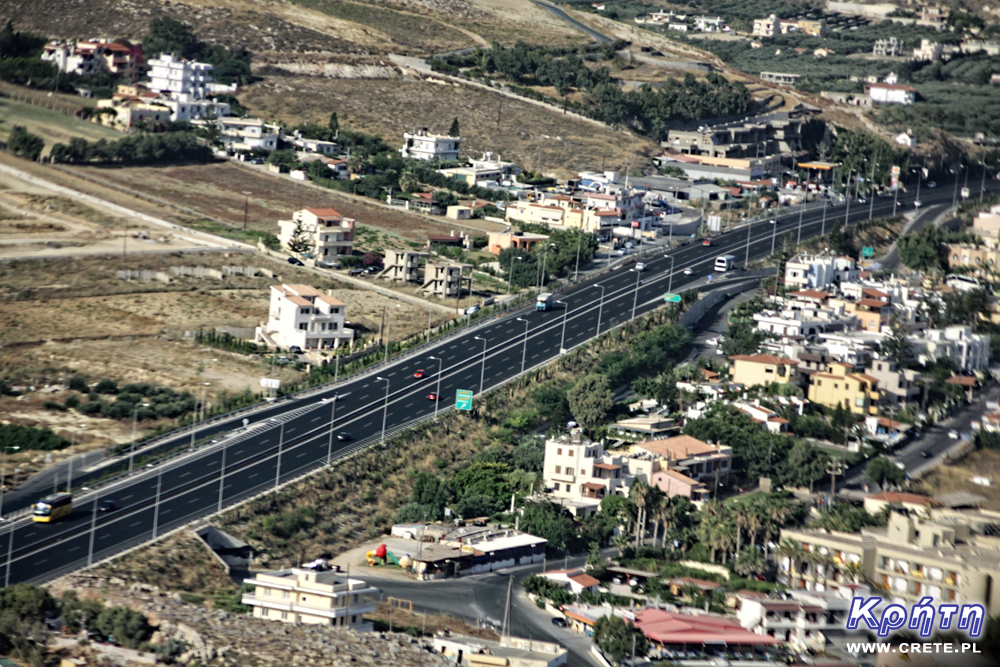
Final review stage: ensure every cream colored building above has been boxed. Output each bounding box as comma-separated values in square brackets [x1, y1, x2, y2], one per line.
[779, 509, 1000, 614]
[379, 250, 427, 283]
[255, 284, 353, 350]
[423, 262, 471, 298]
[242, 567, 376, 629]
[729, 354, 800, 388]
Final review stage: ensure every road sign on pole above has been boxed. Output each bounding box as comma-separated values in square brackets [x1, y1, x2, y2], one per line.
[861, 246, 875, 258]
[456, 390, 474, 411]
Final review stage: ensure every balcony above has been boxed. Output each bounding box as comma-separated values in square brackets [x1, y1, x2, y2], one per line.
[241, 594, 376, 619]
[550, 472, 576, 483]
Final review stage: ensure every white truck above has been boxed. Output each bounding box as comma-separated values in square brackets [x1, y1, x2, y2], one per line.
[536, 293, 555, 311]
[714, 255, 737, 272]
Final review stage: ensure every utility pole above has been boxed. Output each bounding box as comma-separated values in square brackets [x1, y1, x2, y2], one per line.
[242, 191, 252, 231]
[501, 575, 513, 638]
[88, 496, 98, 567]
[275, 423, 284, 488]
[797, 203, 804, 245]
[745, 217, 752, 267]
[826, 460, 844, 504]
[152, 471, 162, 538]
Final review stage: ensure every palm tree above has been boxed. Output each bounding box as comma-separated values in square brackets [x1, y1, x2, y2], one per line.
[731, 503, 752, 554]
[746, 500, 765, 549]
[734, 547, 765, 578]
[776, 539, 804, 587]
[630, 480, 649, 549]
[645, 486, 666, 547]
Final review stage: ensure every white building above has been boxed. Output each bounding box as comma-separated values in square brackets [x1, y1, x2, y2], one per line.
[294, 138, 339, 155]
[539, 568, 601, 595]
[909, 325, 990, 372]
[242, 566, 376, 629]
[866, 84, 917, 105]
[401, 129, 460, 161]
[160, 97, 230, 122]
[784, 253, 859, 290]
[147, 53, 214, 98]
[42, 40, 142, 81]
[895, 130, 916, 148]
[255, 284, 354, 350]
[913, 39, 943, 62]
[753, 15, 779, 38]
[736, 585, 870, 651]
[212, 117, 282, 152]
[278, 208, 355, 260]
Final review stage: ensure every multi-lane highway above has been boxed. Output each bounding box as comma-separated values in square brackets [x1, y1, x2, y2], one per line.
[5, 179, 993, 587]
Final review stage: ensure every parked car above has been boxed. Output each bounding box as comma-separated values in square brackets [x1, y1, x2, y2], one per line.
[624, 242, 634, 249]
[250, 157, 264, 165]
[364, 265, 381, 274]
[465, 305, 480, 315]
[920, 450, 933, 458]
[289, 345, 303, 354]
[551, 617, 567, 627]
[315, 260, 339, 269]
[348, 268, 364, 276]
[616, 249, 627, 256]
[287, 257, 304, 266]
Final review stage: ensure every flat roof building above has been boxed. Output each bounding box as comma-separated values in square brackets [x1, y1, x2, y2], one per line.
[242, 566, 376, 630]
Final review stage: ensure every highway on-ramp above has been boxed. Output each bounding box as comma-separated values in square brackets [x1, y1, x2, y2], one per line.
[4, 180, 993, 588]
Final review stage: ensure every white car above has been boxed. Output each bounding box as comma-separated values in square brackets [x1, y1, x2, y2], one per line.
[634, 263, 645, 272]
[927, 181, 937, 188]
[948, 429, 959, 439]
[706, 337, 720, 346]
[914, 200, 922, 208]
[683, 268, 694, 276]
[616, 249, 627, 256]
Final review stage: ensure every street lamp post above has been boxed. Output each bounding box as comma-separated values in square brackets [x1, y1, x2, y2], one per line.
[952, 161, 963, 208]
[428, 357, 443, 419]
[665, 255, 676, 295]
[844, 168, 854, 225]
[506, 254, 522, 295]
[574, 235, 583, 282]
[868, 159, 878, 221]
[88, 493, 98, 567]
[745, 217, 752, 267]
[797, 202, 804, 245]
[594, 284, 606, 337]
[821, 195, 828, 236]
[326, 393, 339, 465]
[557, 301, 569, 354]
[152, 470, 162, 538]
[892, 179, 899, 217]
[275, 422, 285, 488]
[0, 446, 20, 519]
[516, 318, 530, 373]
[474, 336, 488, 394]
[770, 217, 777, 255]
[376, 377, 390, 443]
[129, 402, 151, 474]
[630, 269, 641, 320]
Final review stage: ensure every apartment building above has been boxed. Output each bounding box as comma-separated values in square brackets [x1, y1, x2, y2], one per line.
[780, 510, 1000, 614]
[832, 296, 893, 333]
[401, 129, 460, 161]
[665, 114, 804, 160]
[242, 566, 376, 629]
[753, 15, 779, 38]
[42, 40, 143, 81]
[797, 19, 827, 36]
[737, 585, 869, 651]
[255, 284, 353, 350]
[873, 37, 903, 57]
[147, 53, 214, 98]
[913, 38, 944, 62]
[908, 325, 990, 372]
[868, 357, 921, 406]
[422, 262, 471, 299]
[807, 362, 881, 415]
[278, 208, 355, 260]
[631, 435, 732, 488]
[543, 431, 626, 515]
[729, 354, 801, 388]
[784, 253, 859, 290]
[212, 117, 281, 152]
[866, 83, 917, 105]
[378, 250, 427, 283]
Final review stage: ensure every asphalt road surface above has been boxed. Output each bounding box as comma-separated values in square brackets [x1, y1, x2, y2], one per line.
[4, 178, 994, 588]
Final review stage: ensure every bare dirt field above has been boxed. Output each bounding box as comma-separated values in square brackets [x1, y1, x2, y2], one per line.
[240, 77, 657, 178]
[913, 449, 1000, 511]
[66, 162, 463, 244]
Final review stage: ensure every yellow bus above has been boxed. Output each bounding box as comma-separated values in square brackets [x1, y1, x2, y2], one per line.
[32, 493, 73, 523]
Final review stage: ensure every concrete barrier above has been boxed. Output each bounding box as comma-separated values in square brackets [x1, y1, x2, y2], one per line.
[116, 269, 172, 283]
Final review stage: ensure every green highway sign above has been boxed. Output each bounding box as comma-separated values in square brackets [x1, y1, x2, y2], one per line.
[663, 293, 682, 303]
[861, 246, 875, 258]
[456, 389, 474, 411]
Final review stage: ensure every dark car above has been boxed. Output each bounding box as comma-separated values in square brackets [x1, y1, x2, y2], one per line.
[289, 345, 304, 354]
[348, 268, 364, 276]
[287, 257, 304, 266]
[920, 450, 933, 458]
[551, 617, 567, 627]
[250, 157, 265, 165]
[364, 265, 381, 274]
[336, 432, 351, 442]
[98, 500, 117, 513]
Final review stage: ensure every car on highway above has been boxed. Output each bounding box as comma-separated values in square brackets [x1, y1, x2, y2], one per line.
[616, 248, 627, 256]
[948, 429, 959, 439]
[634, 263, 645, 272]
[928, 181, 937, 188]
[770, 218, 779, 224]
[98, 500, 117, 513]
[287, 257, 304, 266]
[413, 369, 427, 379]
[914, 200, 923, 208]
[551, 617, 567, 627]
[336, 432, 351, 442]
[702, 239, 712, 247]
[683, 267, 694, 276]
[427, 393, 439, 401]
[920, 450, 933, 458]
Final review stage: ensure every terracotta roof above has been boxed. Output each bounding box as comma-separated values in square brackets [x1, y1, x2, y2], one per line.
[569, 574, 601, 588]
[582, 482, 606, 491]
[632, 609, 781, 647]
[730, 354, 799, 365]
[593, 462, 621, 470]
[790, 289, 828, 300]
[699, 369, 720, 379]
[946, 375, 977, 387]
[862, 288, 890, 299]
[637, 435, 719, 460]
[286, 295, 312, 307]
[282, 285, 322, 297]
[857, 298, 891, 309]
[852, 373, 880, 385]
[315, 294, 344, 306]
[304, 207, 343, 217]
[594, 210, 620, 216]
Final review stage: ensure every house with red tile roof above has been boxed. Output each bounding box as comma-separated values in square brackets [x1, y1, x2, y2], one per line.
[539, 568, 601, 594]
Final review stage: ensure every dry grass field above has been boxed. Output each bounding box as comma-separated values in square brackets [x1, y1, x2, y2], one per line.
[912, 449, 1000, 511]
[241, 77, 658, 178]
[0, 93, 122, 155]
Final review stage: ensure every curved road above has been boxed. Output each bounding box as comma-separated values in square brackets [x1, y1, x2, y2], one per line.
[529, 0, 612, 44]
[2, 180, 993, 588]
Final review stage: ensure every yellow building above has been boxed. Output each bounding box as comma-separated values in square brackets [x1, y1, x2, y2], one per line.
[242, 567, 377, 629]
[797, 19, 827, 36]
[807, 362, 880, 415]
[729, 354, 800, 388]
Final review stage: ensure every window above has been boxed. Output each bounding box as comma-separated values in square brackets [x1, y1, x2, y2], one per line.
[299, 323, 308, 331]
[566, 468, 574, 476]
[351, 615, 357, 624]
[281, 611, 288, 620]
[283, 591, 290, 599]
[555, 466, 562, 474]
[557, 448, 562, 455]
[263, 608, 270, 617]
[300, 307, 310, 314]
[553, 483, 560, 491]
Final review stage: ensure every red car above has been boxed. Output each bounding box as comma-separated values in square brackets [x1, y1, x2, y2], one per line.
[702, 239, 713, 247]
[427, 393, 439, 401]
[413, 369, 427, 379]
